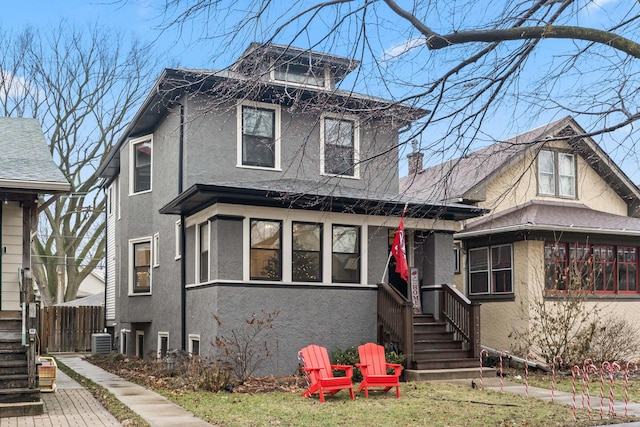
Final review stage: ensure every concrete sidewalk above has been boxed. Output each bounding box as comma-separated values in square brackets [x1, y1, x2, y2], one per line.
[0, 366, 119, 427]
[55, 354, 211, 427]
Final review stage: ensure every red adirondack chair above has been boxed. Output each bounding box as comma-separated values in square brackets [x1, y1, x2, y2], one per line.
[356, 342, 403, 398]
[298, 344, 355, 403]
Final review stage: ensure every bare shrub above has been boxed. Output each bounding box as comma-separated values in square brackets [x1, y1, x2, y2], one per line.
[214, 310, 280, 383]
[588, 316, 640, 365]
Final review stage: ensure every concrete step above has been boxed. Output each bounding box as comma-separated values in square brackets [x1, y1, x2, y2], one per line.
[0, 400, 43, 417]
[405, 366, 497, 382]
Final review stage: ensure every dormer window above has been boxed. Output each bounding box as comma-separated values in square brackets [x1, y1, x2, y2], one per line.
[272, 63, 326, 88]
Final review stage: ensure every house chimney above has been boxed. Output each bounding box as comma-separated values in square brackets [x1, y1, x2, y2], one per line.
[407, 140, 424, 175]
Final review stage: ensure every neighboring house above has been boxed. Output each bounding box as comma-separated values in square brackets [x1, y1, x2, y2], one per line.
[401, 116, 640, 354]
[0, 117, 70, 415]
[97, 42, 484, 375]
[75, 268, 104, 299]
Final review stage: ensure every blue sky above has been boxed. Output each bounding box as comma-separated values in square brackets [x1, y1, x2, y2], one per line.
[3, 0, 638, 180]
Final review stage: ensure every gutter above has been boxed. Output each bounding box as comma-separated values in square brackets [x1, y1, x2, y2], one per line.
[455, 223, 640, 239]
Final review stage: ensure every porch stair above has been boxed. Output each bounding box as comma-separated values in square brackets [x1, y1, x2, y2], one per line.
[405, 314, 495, 381]
[0, 311, 43, 417]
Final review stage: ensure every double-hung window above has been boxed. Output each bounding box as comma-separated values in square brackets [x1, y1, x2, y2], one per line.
[130, 238, 151, 294]
[292, 222, 322, 282]
[198, 222, 209, 283]
[322, 115, 358, 178]
[131, 136, 152, 194]
[468, 245, 513, 295]
[618, 247, 638, 293]
[332, 225, 360, 283]
[537, 149, 576, 198]
[250, 219, 282, 280]
[238, 102, 280, 169]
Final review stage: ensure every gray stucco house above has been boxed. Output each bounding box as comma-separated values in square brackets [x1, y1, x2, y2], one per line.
[97, 43, 483, 376]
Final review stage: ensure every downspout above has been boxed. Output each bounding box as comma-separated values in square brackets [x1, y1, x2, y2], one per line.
[178, 103, 186, 351]
[0, 201, 3, 311]
[103, 187, 107, 331]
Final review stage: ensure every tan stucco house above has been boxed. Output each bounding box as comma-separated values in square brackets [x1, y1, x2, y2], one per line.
[401, 116, 640, 356]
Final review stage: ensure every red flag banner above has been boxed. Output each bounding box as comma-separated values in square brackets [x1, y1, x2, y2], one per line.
[391, 214, 409, 282]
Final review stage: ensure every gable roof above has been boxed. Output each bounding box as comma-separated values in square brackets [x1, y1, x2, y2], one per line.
[399, 117, 640, 213]
[455, 199, 640, 239]
[0, 117, 70, 193]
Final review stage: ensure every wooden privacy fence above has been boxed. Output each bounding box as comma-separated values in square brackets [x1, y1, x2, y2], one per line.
[41, 306, 104, 352]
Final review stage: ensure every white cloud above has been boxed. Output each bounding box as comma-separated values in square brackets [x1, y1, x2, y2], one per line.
[382, 37, 426, 61]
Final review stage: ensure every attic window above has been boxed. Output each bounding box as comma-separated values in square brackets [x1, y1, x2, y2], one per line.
[273, 63, 325, 88]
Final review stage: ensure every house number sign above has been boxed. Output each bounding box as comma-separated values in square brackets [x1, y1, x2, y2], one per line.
[410, 267, 421, 314]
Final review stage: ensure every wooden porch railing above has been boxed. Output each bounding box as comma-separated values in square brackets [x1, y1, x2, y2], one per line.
[376, 282, 414, 368]
[439, 283, 481, 358]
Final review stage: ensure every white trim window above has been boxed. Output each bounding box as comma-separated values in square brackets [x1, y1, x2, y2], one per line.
[321, 114, 359, 178]
[153, 233, 160, 268]
[120, 329, 130, 355]
[135, 331, 144, 359]
[468, 244, 513, 295]
[175, 220, 182, 259]
[129, 237, 152, 295]
[331, 224, 360, 283]
[272, 62, 327, 89]
[537, 149, 576, 198]
[188, 334, 200, 356]
[157, 332, 169, 360]
[250, 219, 282, 281]
[237, 101, 281, 169]
[130, 135, 153, 194]
[197, 221, 210, 283]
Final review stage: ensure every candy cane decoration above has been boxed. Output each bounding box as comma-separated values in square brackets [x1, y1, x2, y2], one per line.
[609, 361, 621, 416]
[499, 350, 510, 392]
[582, 358, 593, 408]
[572, 365, 581, 421]
[625, 361, 638, 416]
[525, 352, 536, 398]
[600, 362, 610, 419]
[585, 364, 598, 420]
[552, 355, 563, 403]
[479, 349, 489, 390]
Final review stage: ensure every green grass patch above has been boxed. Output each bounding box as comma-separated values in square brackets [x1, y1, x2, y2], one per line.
[155, 381, 636, 426]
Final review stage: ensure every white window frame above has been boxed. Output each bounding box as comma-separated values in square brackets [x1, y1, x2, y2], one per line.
[120, 329, 130, 355]
[188, 334, 200, 356]
[175, 220, 182, 260]
[236, 101, 281, 170]
[270, 60, 330, 89]
[153, 233, 160, 268]
[129, 135, 153, 195]
[320, 113, 360, 179]
[129, 237, 152, 295]
[537, 149, 576, 198]
[157, 332, 169, 360]
[196, 221, 210, 284]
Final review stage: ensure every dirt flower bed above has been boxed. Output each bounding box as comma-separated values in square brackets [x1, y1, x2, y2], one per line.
[87, 353, 307, 394]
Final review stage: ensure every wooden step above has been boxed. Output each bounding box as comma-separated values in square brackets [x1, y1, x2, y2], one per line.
[0, 374, 29, 389]
[414, 348, 472, 360]
[0, 331, 22, 342]
[0, 400, 43, 417]
[0, 348, 26, 362]
[0, 360, 27, 376]
[414, 339, 464, 350]
[0, 388, 40, 404]
[412, 357, 480, 370]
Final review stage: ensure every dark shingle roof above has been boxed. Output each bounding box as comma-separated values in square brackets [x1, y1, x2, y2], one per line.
[0, 117, 69, 192]
[400, 117, 572, 202]
[456, 200, 640, 238]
